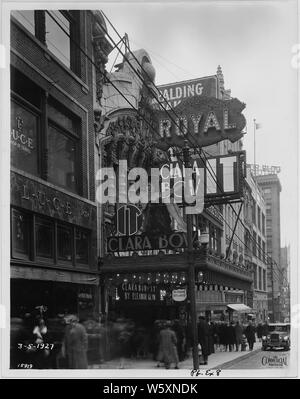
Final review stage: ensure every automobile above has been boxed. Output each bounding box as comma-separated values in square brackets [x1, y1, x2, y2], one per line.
[262, 323, 290, 351]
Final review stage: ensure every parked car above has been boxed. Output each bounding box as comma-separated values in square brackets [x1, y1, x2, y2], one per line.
[262, 323, 290, 351]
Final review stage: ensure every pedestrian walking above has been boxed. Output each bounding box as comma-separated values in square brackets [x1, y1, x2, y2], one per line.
[256, 323, 263, 342]
[245, 320, 256, 351]
[11, 314, 34, 369]
[227, 322, 236, 352]
[208, 321, 215, 354]
[61, 315, 88, 369]
[218, 322, 226, 351]
[32, 317, 52, 369]
[213, 322, 220, 351]
[173, 319, 186, 361]
[234, 321, 243, 351]
[156, 321, 179, 369]
[223, 322, 231, 351]
[262, 321, 269, 337]
[197, 316, 210, 365]
[241, 334, 248, 351]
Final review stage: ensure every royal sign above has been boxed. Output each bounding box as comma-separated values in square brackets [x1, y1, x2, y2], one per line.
[155, 96, 246, 150]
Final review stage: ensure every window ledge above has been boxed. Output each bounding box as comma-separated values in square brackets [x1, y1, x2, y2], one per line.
[11, 16, 89, 93]
[11, 257, 97, 274]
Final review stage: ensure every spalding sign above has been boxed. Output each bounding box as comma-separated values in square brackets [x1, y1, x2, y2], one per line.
[155, 96, 246, 150]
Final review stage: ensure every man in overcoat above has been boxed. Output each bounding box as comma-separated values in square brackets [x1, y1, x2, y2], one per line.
[197, 316, 210, 365]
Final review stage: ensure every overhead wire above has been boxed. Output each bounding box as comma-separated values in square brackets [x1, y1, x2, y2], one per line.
[46, 9, 288, 287]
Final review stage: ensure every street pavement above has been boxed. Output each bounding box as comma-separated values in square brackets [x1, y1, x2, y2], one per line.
[89, 341, 261, 369]
[220, 348, 290, 369]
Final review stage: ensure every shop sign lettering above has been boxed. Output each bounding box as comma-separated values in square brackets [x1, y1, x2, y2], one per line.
[107, 231, 198, 253]
[11, 171, 96, 229]
[120, 283, 157, 302]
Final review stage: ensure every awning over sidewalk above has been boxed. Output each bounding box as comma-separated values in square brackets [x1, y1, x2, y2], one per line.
[227, 303, 252, 312]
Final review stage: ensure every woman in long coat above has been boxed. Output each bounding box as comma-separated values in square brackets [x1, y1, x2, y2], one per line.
[245, 321, 256, 351]
[208, 321, 215, 354]
[156, 321, 179, 369]
[62, 315, 88, 369]
[218, 322, 227, 351]
[197, 316, 210, 365]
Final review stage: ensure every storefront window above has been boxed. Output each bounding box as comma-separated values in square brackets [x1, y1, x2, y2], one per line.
[11, 100, 39, 175]
[35, 217, 54, 259]
[11, 209, 30, 259]
[75, 228, 89, 264]
[57, 224, 72, 262]
[47, 125, 77, 192]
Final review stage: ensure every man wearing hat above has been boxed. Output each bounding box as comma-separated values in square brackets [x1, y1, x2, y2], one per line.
[61, 315, 88, 369]
[156, 320, 179, 369]
[197, 316, 210, 365]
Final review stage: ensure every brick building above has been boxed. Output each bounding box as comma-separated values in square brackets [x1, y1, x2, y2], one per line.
[10, 10, 111, 332]
[256, 173, 282, 322]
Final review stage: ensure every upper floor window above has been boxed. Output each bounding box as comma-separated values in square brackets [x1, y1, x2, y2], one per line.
[11, 68, 81, 194]
[45, 11, 71, 69]
[253, 265, 257, 289]
[257, 236, 261, 260]
[11, 10, 81, 76]
[252, 201, 256, 225]
[258, 267, 262, 290]
[262, 213, 266, 235]
[252, 231, 257, 257]
[262, 241, 266, 262]
[47, 100, 79, 193]
[263, 269, 266, 291]
[257, 206, 261, 231]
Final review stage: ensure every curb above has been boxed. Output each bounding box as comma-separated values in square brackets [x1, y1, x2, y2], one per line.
[214, 348, 261, 369]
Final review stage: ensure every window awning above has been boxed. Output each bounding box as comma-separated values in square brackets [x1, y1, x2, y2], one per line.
[227, 303, 252, 312]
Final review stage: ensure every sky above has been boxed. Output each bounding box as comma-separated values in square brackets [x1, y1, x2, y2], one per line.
[99, 0, 298, 269]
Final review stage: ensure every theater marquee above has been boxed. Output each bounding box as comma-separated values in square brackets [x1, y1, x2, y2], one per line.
[155, 96, 246, 150]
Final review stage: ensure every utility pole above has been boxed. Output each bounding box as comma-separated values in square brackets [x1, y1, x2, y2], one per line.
[182, 140, 199, 370]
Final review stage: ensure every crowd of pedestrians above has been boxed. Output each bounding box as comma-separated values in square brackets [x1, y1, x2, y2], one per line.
[12, 311, 269, 369]
[197, 318, 270, 365]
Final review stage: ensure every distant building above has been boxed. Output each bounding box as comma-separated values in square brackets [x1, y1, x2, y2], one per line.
[256, 173, 282, 322]
[10, 10, 111, 322]
[244, 169, 268, 322]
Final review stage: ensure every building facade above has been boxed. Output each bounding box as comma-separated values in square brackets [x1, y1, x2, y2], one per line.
[243, 169, 268, 322]
[10, 10, 110, 331]
[256, 173, 282, 322]
[98, 52, 252, 349]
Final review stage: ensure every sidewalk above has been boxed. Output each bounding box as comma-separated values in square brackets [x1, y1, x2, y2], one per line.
[89, 341, 261, 370]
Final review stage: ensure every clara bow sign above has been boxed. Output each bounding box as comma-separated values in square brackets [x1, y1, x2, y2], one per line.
[155, 96, 246, 150]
